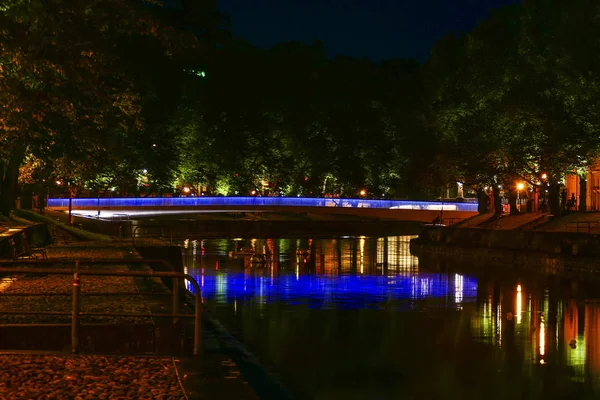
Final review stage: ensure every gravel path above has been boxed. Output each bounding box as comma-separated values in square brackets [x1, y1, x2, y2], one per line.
[0, 244, 154, 324]
[46, 244, 136, 260]
[0, 272, 151, 324]
[0, 354, 185, 399]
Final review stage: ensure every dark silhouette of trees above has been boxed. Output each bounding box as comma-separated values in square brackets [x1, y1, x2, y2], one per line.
[4, 0, 600, 215]
[426, 1, 600, 215]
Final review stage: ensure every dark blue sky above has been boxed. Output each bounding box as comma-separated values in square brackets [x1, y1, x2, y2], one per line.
[218, 0, 521, 62]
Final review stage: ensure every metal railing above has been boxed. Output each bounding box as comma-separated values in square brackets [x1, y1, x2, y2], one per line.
[132, 226, 172, 245]
[566, 221, 600, 234]
[111, 213, 131, 221]
[131, 226, 209, 245]
[442, 217, 466, 226]
[117, 221, 133, 240]
[0, 259, 202, 356]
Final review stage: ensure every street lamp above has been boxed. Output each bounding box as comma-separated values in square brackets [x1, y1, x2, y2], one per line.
[517, 182, 525, 211]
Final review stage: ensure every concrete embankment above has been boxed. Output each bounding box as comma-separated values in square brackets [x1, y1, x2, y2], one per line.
[411, 225, 600, 274]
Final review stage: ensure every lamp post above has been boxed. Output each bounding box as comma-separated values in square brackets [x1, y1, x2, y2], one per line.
[97, 189, 101, 219]
[516, 182, 524, 212]
[68, 185, 73, 226]
[540, 173, 547, 212]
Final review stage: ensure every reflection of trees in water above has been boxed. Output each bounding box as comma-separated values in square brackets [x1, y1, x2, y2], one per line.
[182, 235, 421, 277]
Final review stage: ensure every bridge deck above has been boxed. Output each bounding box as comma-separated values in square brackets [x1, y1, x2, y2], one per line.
[47, 197, 477, 223]
[48, 197, 477, 211]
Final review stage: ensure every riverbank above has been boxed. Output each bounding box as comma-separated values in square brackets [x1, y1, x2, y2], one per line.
[411, 211, 600, 274]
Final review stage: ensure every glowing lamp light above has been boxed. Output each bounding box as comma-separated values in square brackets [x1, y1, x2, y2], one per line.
[541, 173, 547, 180]
[517, 183, 525, 191]
[183, 187, 190, 193]
[360, 190, 366, 196]
[142, 169, 148, 174]
[55, 180, 62, 186]
[251, 190, 256, 195]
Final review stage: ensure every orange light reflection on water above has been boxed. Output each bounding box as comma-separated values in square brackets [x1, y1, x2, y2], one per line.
[516, 285, 522, 324]
[540, 316, 546, 362]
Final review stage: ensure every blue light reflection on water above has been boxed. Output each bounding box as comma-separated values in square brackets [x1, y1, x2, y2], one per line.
[186, 271, 478, 310]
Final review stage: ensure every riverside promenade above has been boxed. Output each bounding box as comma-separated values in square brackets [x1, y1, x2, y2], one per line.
[412, 211, 600, 274]
[0, 230, 258, 399]
[451, 209, 600, 232]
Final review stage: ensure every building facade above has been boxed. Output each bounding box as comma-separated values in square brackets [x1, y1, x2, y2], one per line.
[565, 161, 600, 211]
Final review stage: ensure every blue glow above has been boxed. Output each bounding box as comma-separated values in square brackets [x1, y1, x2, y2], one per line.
[188, 271, 478, 310]
[47, 197, 478, 212]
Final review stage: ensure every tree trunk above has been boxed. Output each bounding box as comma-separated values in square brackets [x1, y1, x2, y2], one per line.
[0, 145, 27, 216]
[508, 185, 520, 215]
[579, 174, 587, 212]
[38, 185, 47, 214]
[549, 181, 561, 215]
[492, 185, 502, 216]
[477, 189, 489, 215]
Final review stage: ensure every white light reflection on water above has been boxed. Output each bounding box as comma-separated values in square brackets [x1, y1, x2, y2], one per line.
[455, 274, 464, 304]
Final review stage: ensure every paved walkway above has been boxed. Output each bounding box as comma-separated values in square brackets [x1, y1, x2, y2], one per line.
[456, 211, 600, 233]
[535, 212, 600, 233]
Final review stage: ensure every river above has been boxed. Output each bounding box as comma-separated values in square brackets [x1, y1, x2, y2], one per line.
[180, 235, 600, 399]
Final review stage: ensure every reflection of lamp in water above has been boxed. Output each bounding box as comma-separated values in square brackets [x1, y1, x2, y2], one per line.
[497, 303, 502, 347]
[540, 315, 546, 362]
[359, 237, 365, 274]
[516, 285, 522, 324]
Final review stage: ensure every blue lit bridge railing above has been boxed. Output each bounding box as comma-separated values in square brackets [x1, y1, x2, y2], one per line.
[47, 197, 478, 212]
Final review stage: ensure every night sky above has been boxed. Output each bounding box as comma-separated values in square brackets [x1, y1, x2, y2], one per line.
[218, 0, 521, 62]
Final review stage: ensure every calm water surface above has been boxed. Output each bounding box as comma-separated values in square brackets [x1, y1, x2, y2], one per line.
[181, 236, 600, 400]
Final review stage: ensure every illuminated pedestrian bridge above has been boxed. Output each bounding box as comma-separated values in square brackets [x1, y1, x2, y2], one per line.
[47, 196, 477, 221]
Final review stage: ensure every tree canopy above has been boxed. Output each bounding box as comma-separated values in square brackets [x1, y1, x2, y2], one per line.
[3, 0, 600, 216]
